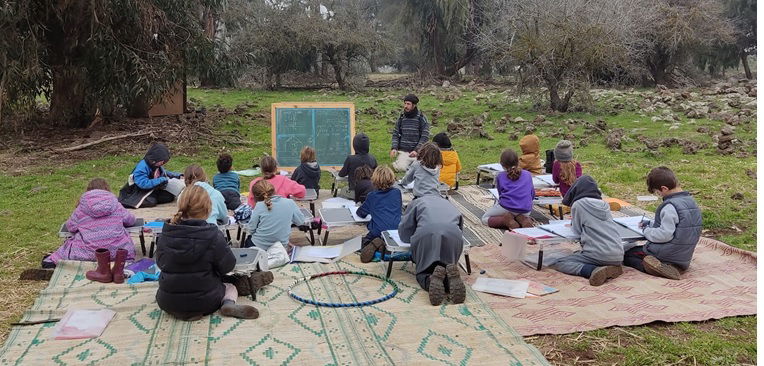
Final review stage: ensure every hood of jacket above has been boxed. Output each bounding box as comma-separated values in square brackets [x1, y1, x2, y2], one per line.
[144, 143, 171, 166]
[353, 133, 370, 154]
[419, 163, 440, 177]
[300, 162, 321, 179]
[79, 189, 120, 218]
[562, 175, 602, 207]
[519, 135, 540, 155]
[160, 219, 219, 264]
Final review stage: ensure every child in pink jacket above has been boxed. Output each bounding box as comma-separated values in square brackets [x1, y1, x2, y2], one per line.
[248, 156, 306, 207]
[44, 178, 136, 267]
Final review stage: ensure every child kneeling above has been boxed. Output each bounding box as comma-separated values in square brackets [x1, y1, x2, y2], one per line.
[623, 167, 702, 280]
[156, 185, 260, 320]
[551, 176, 624, 286]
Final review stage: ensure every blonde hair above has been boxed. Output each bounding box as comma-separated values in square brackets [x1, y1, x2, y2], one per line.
[172, 185, 212, 224]
[183, 164, 207, 186]
[371, 165, 395, 190]
[300, 146, 316, 163]
[559, 160, 579, 186]
[252, 180, 276, 210]
[260, 156, 278, 179]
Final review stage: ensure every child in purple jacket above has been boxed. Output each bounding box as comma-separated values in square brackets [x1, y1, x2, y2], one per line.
[43, 178, 136, 268]
[481, 149, 535, 229]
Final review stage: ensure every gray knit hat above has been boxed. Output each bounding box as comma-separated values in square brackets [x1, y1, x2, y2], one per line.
[554, 140, 574, 162]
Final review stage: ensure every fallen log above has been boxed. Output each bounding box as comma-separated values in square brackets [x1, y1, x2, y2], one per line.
[54, 131, 151, 152]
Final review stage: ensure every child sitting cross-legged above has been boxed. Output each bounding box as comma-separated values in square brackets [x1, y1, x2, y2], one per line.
[156, 185, 263, 321]
[213, 153, 242, 211]
[551, 175, 625, 286]
[400, 142, 442, 198]
[245, 180, 305, 268]
[357, 165, 403, 263]
[43, 178, 136, 277]
[518, 134, 544, 175]
[481, 149, 535, 229]
[432, 132, 461, 188]
[623, 167, 702, 280]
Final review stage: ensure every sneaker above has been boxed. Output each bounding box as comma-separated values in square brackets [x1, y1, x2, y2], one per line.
[445, 264, 466, 304]
[643, 256, 681, 280]
[428, 266, 447, 306]
[220, 302, 259, 319]
[588, 266, 623, 286]
[360, 238, 385, 263]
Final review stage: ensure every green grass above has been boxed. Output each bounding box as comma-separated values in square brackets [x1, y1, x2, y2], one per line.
[0, 85, 755, 364]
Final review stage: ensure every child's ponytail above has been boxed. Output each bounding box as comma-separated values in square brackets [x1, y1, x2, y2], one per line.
[252, 179, 276, 210]
[500, 149, 522, 181]
[171, 210, 184, 225]
[260, 155, 278, 179]
[508, 166, 521, 181]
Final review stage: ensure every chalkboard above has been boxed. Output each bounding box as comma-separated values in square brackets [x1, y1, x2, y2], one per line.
[271, 102, 356, 168]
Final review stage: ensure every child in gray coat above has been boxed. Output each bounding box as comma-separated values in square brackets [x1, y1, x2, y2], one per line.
[400, 142, 442, 198]
[551, 175, 625, 286]
[399, 194, 465, 306]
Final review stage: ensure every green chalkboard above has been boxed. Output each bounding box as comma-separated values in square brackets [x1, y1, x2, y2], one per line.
[271, 103, 356, 168]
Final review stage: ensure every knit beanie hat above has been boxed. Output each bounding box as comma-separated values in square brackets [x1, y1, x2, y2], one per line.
[554, 140, 574, 162]
[432, 132, 452, 149]
[403, 94, 419, 104]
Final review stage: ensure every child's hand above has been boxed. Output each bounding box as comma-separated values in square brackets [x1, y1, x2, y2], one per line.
[389, 149, 398, 159]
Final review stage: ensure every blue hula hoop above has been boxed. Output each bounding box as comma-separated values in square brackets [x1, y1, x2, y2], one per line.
[287, 270, 399, 307]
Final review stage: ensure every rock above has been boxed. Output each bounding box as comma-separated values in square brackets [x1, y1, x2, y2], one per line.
[363, 107, 379, 115]
[720, 125, 735, 135]
[513, 117, 526, 123]
[718, 134, 735, 144]
[731, 192, 744, 200]
[525, 125, 537, 134]
[447, 122, 463, 134]
[508, 132, 519, 141]
[442, 80, 451, 88]
[30, 186, 46, 193]
[533, 115, 546, 124]
[595, 119, 607, 130]
[495, 125, 507, 133]
[746, 169, 756, 179]
[605, 129, 625, 150]
[696, 126, 709, 133]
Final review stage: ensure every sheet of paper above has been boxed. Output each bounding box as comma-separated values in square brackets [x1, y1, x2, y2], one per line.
[535, 174, 556, 186]
[488, 188, 499, 200]
[52, 309, 116, 340]
[533, 197, 563, 205]
[637, 195, 659, 201]
[540, 221, 579, 239]
[321, 197, 356, 209]
[471, 277, 529, 298]
[331, 236, 363, 263]
[349, 207, 371, 222]
[385, 230, 410, 247]
[296, 245, 343, 259]
[511, 227, 561, 239]
[164, 178, 186, 196]
[613, 216, 645, 233]
[479, 163, 504, 171]
[524, 280, 559, 296]
[233, 168, 261, 176]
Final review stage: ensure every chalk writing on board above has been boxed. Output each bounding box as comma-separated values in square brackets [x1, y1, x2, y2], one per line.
[272, 104, 354, 167]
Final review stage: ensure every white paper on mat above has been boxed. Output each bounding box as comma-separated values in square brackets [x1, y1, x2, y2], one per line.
[296, 245, 343, 259]
[349, 207, 371, 222]
[322, 197, 356, 209]
[613, 216, 646, 235]
[51, 309, 116, 340]
[535, 174, 556, 186]
[478, 163, 504, 171]
[471, 277, 529, 298]
[512, 227, 560, 239]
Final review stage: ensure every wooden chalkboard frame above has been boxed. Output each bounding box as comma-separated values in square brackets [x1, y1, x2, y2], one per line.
[271, 102, 356, 169]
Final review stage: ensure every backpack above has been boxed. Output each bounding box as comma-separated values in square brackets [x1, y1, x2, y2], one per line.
[544, 149, 555, 174]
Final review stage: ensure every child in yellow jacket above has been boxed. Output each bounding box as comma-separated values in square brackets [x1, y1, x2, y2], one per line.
[433, 132, 461, 188]
[518, 134, 544, 174]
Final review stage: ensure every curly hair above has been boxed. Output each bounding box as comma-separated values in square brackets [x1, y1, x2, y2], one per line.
[217, 153, 233, 173]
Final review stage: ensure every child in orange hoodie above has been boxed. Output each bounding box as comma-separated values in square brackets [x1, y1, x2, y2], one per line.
[433, 132, 461, 188]
[518, 134, 543, 174]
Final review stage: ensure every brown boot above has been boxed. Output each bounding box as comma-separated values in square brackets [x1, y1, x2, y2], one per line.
[445, 264, 466, 304]
[220, 300, 259, 319]
[588, 266, 623, 286]
[250, 271, 274, 291]
[428, 266, 447, 306]
[111, 249, 128, 284]
[515, 214, 534, 228]
[360, 238, 385, 263]
[502, 213, 520, 230]
[86, 248, 113, 283]
[643, 256, 681, 280]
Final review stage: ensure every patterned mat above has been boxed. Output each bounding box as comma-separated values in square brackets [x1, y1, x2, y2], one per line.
[0, 258, 549, 365]
[450, 186, 757, 336]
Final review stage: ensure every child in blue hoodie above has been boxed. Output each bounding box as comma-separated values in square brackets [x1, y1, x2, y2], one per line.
[118, 142, 182, 208]
[357, 166, 403, 263]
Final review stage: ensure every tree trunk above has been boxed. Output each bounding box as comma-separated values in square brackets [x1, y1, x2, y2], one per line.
[50, 66, 95, 127]
[546, 77, 571, 112]
[741, 52, 752, 80]
[0, 54, 6, 124]
[199, 7, 218, 88]
[330, 59, 347, 90]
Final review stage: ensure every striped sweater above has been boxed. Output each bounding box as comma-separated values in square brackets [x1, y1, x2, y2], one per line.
[391, 109, 430, 153]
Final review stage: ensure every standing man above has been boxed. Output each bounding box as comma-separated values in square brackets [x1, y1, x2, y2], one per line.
[390, 94, 430, 171]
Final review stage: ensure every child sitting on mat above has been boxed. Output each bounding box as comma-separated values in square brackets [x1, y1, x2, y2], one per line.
[290, 146, 321, 193]
[338, 133, 378, 199]
[433, 132, 461, 188]
[119, 142, 183, 208]
[551, 175, 624, 286]
[518, 134, 543, 175]
[624, 167, 702, 280]
[182, 164, 229, 225]
[353, 165, 374, 203]
[357, 166, 403, 263]
[245, 180, 305, 268]
[43, 178, 136, 268]
[552, 140, 582, 197]
[156, 185, 263, 320]
[399, 193, 465, 306]
[400, 142, 442, 198]
[248, 156, 305, 207]
[482, 149, 535, 229]
[213, 153, 242, 211]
